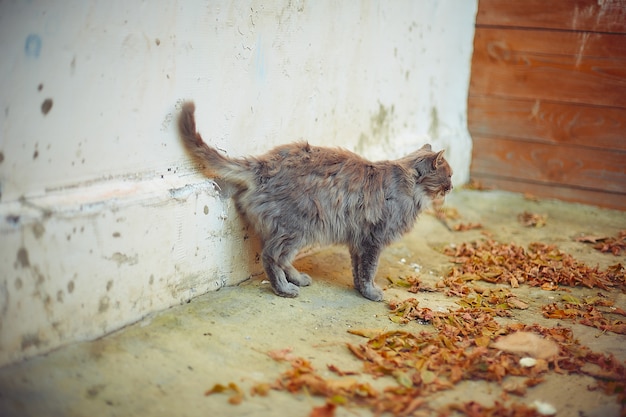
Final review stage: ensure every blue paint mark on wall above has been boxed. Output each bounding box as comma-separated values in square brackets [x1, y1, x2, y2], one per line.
[24, 34, 42, 58]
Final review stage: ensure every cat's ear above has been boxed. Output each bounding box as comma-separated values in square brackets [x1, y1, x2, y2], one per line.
[420, 143, 432, 152]
[433, 150, 445, 169]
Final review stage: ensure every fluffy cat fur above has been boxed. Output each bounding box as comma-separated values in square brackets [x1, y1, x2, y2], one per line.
[178, 101, 453, 301]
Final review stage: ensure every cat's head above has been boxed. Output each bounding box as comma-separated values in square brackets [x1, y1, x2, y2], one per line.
[411, 144, 453, 199]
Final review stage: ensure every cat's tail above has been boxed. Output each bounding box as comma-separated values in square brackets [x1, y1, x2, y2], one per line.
[178, 101, 254, 188]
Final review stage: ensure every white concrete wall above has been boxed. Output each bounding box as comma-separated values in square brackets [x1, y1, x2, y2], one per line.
[0, 0, 477, 366]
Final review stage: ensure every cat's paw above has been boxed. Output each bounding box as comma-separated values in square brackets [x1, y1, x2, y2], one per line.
[289, 273, 312, 287]
[358, 285, 384, 302]
[273, 282, 300, 298]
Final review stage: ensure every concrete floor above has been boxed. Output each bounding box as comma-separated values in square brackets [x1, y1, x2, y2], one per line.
[0, 189, 625, 417]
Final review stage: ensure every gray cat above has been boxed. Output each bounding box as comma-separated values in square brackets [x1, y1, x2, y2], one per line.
[178, 101, 453, 301]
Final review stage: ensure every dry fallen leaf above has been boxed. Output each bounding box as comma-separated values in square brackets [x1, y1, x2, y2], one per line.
[463, 179, 491, 190]
[347, 329, 383, 339]
[310, 402, 336, 417]
[204, 382, 244, 405]
[518, 211, 547, 228]
[250, 382, 271, 397]
[327, 364, 359, 376]
[576, 231, 626, 256]
[453, 222, 483, 232]
[575, 234, 609, 244]
[491, 332, 559, 359]
[502, 378, 527, 396]
[267, 347, 296, 362]
[594, 231, 626, 256]
[524, 193, 540, 202]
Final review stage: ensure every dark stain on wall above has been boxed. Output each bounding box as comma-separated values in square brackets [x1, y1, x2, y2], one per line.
[98, 296, 110, 313]
[21, 333, 43, 350]
[32, 222, 45, 239]
[16, 248, 30, 269]
[41, 99, 53, 115]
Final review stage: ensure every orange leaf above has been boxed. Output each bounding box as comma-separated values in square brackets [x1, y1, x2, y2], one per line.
[267, 347, 295, 361]
[310, 402, 336, 417]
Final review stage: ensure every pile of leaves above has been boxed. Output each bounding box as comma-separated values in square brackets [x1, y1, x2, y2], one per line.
[388, 298, 511, 340]
[443, 240, 625, 290]
[206, 239, 626, 416]
[264, 303, 626, 416]
[542, 294, 626, 335]
[437, 273, 529, 313]
[576, 230, 626, 256]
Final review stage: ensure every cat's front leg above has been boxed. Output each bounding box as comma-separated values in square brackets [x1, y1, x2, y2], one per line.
[350, 245, 384, 301]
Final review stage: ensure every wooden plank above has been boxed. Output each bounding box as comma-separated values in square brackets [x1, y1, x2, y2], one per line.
[469, 174, 626, 211]
[470, 136, 626, 193]
[470, 28, 626, 108]
[476, 0, 626, 34]
[473, 27, 626, 58]
[468, 95, 626, 151]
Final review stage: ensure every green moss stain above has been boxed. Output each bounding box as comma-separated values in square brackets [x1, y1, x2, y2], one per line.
[371, 102, 394, 139]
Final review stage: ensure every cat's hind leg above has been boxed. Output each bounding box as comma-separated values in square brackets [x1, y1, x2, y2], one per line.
[350, 244, 384, 301]
[281, 248, 312, 287]
[262, 234, 314, 296]
[284, 265, 312, 287]
[262, 245, 299, 297]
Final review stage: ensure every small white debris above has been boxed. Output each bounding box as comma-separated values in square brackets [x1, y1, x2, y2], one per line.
[519, 357, 537, 367]
[261, 280, 270, 285]
[533, 400, 556, 415]
[399, 258, 406, 264]
[409, 263, 421, 272]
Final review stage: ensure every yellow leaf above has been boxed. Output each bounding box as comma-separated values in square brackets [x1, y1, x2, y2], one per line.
[393, 370, 413, 388]
[420, 368, 436, 384]
[561, 294, 581, 305]
[474, 335, 491, 347]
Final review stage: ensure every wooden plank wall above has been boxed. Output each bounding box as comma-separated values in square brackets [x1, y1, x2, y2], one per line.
[468, 0, 626, 210]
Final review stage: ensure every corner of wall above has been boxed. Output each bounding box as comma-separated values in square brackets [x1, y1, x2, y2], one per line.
[0, 173, 262, 366]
